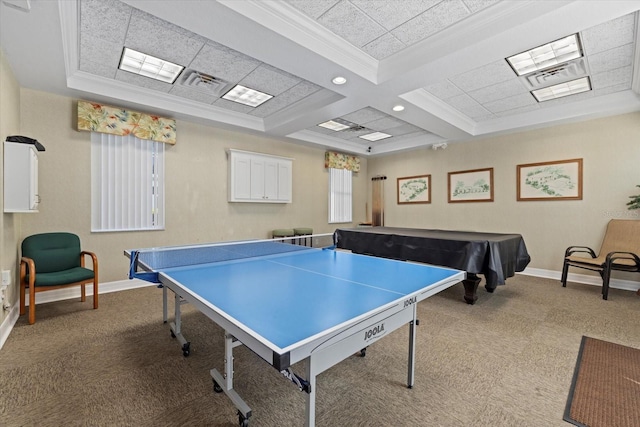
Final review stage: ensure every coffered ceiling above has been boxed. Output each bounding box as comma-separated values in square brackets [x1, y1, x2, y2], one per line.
[1, 0, 639, 156]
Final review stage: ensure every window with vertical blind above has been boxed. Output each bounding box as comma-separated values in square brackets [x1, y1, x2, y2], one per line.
[328, 167, 352, 223]
[91, 132, 165, 232]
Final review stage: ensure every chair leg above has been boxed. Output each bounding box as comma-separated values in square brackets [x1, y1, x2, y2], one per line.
[28, 286, 36, 325]
[602, 268, 612, 300]
[19, 282, 26, 315]
[93, 278, 99, 309]
[80, 284, 86, 302]
[561, 260, 569, 287]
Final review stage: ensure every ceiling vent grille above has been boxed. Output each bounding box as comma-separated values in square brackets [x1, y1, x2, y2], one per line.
[344, 125, 366, 132]
[178, 69, 233, 96]
[525, 58, 587, 89]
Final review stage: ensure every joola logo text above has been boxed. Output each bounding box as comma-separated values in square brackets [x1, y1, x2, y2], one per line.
[404, 296, 417, 307]
[364, 323, 385, 341]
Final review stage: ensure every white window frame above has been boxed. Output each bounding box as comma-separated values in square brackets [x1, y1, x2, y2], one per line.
[91, 132, 165, 232]
[328, 167, 352, 223]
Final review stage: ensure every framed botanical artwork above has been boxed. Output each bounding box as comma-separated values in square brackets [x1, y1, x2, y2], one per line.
[397, 175, 431, 204]
[517, 158, 582, 201]
[448, 168, 494, 203]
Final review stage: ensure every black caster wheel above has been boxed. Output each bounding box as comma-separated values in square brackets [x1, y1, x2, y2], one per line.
[182, 342, 191, 357]
[359, 347, 367, 357]
[238, 411, 249, 427]
[213, 380, 223, 393]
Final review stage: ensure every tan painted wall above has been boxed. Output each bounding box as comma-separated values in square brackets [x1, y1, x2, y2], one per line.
[368, 112, 640, 277]
[17, 89, 368, 283]
[0, 48, 21, 324]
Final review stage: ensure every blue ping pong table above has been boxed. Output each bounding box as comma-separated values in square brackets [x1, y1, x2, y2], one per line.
[127, 240, 465, 427]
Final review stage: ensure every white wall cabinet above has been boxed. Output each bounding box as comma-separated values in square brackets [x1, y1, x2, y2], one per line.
[228, 149, 292, 203]
[4, 141, 39, 213]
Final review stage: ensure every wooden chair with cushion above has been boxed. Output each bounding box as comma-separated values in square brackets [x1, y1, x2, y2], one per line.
[561, 219, 640, 300]
[20, 232, 98, 324]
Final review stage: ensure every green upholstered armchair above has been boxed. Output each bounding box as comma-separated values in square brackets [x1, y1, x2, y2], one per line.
[20, 232, 98, 324]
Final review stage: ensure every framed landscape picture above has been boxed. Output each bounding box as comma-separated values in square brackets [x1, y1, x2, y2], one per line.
[448, 168, 494, 203]
[517, 158, 582, 201]
[397, 175, 431, 204]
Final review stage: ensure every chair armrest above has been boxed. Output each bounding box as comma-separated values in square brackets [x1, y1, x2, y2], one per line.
[80, 251, 98, 271]
[20, 257, 36, 286]
[605, 251, 640, 267]
[565, 246, 597, 258]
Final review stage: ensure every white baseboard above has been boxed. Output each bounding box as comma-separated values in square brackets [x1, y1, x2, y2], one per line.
[0, 304, 19, 350]
[519, 267, 640, 292]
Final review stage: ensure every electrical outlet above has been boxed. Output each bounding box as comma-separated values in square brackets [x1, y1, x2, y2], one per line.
[1, 270, 10, 287]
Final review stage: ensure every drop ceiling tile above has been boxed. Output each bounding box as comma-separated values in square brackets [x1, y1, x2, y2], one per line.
[80, 0, 131, 44]
[115, 70, 173, 92]
[130, 8, 205, 40]
[189, 42, 261, 84]
[249, 81, 322, 118]
[587, 43, 634, 75]
[363, 116, 405, 131]
[80, 33, 123, 69]
[169, 85, 218, 104]
[462, 0, 500, 13]
[285, 0, 340, 19]
[592, 82, 632, 97]
[581, 13, 636, 56]
[449, 59, 516, 92]
[468, 78, 527, 104]
[125, 10, 204, 66]
[317, 0, 388, 47]
[590, 65, 633, 89]
[391, 0, 470, 46]
[361, 33, 406, 60]
[424, 81, 465, 100]
[350, 0, 441, 31]
[447, 93, 492, 118]
[342, 107, 388, 124]
[483, 92, 537, 114]
[238, 64, 301, 97]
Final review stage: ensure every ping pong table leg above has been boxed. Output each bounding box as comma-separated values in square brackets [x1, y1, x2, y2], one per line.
[407, 304, 418, 388]
[211, 333, 252, 425]
[162, 285, 168, 323]
[169, 291, 191, 356]
[304, 358, 318, 427]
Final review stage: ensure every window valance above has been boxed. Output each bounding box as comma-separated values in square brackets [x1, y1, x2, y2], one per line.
[77, 100, 176, 145]
[325, 151, 360, 172]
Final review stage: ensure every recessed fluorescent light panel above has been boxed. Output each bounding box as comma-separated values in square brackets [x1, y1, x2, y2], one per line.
[359, 132, 392, 142]
[531, 77, 591, 102]
[506, 34, 582, 76]
[318, 120, 351, 131]
[222, 85, 273, 107]
[119, 47, 184, 83]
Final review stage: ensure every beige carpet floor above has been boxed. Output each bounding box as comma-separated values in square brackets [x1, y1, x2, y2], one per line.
[0, 275, 638, 427]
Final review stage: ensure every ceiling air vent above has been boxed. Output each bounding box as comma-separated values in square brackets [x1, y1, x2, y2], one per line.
[525, 58, 587, 89]
[344, 125, 366, 132]
[177, 69, 233, 96]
